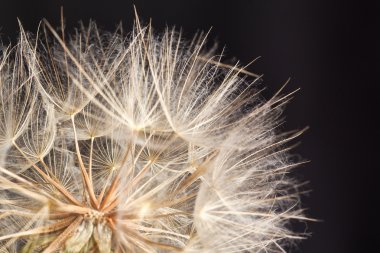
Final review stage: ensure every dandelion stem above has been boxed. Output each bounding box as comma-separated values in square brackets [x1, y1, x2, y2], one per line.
[71, 114, 99, 208]
[88, 136, 95, 186]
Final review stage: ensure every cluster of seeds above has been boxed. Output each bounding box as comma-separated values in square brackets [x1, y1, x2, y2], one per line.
[0, 16, 308, 253]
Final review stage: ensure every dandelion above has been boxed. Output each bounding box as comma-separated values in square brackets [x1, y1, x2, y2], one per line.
[0, 12, 310, 253]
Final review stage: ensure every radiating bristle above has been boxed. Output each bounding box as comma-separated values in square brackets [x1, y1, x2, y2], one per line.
[0, 13, 308, 253]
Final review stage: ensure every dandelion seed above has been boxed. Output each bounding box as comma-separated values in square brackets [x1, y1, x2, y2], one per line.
[0, 12, 309, 253]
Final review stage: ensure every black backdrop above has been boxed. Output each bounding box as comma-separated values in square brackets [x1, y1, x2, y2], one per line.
[0, 1, 377, 252]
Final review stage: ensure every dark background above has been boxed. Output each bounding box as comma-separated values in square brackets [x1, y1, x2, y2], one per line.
[0, 1, 377, 252]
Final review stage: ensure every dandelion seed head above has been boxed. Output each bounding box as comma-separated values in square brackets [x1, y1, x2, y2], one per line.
[0, 13, 309, 253]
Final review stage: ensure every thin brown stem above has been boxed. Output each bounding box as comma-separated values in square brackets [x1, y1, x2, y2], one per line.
[88, 136, 95, 185]
[101, 160, 152, 213]
[99, 174, 120, 211]
[71, 115, 99, 208]
[98, 144, 132, 208]
[12, 140, 81, 206]
[174, 151, 218, 194]
[0, 217, 75, 241]
[42, 216, 83, 253]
